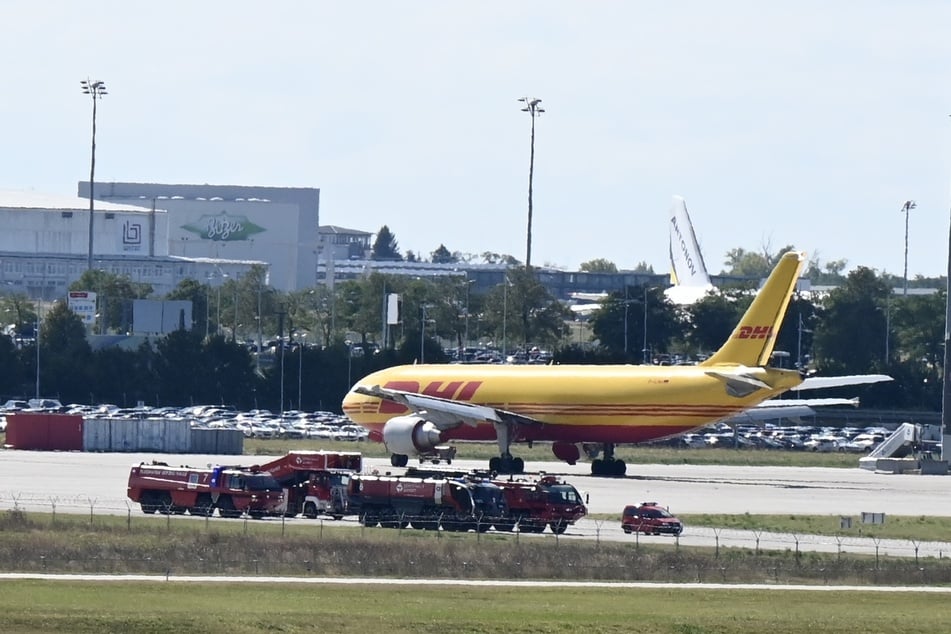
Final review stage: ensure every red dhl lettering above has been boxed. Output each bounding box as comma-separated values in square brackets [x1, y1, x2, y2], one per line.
[378, 380, 484, 414]
[737, 325, 774, 340]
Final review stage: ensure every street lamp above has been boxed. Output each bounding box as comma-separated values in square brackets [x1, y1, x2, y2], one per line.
[80, 79, 107, 273]
[34, 318, 40, 399]
[901, 200, 917, 296]
[518, 96, 544, 269]
[642, 287, 649, 365]
[297, 333, 307, 410]
[420, 304, 430, 363]
[345, 339, 353, 387]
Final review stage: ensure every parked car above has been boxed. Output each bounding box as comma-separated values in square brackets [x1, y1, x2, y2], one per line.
[621, 502, 684, 536]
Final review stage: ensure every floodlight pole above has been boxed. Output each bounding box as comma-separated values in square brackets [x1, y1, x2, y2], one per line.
[519, 97, 544, 269]
[901, 200, 916, 296]
[81, 79, 107, 272]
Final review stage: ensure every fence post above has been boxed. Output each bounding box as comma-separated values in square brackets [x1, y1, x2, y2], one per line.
[49, 497, 57, 526]
[86, 496, 97, 525]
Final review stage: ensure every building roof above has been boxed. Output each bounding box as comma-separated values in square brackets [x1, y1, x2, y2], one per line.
[319, 225, 372, 236]
[0, 189, 157, 213]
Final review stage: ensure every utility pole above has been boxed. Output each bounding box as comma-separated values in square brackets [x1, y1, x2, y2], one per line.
[901, 200, 916, 296]
[518, 97, 544, 269]
[80, 79, 107, 273]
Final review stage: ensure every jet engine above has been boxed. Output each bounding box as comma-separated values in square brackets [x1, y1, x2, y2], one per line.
[381, 415, 444, 456]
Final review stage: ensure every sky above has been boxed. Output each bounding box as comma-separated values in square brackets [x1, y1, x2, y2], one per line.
[3, 1, 951, 278]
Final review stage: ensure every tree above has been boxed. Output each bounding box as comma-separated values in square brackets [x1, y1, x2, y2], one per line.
[71, 269, 152, 334]
[37, 301, 93, 402]
[580, 258, 618, 273]
[0, 292, 38, 337]
[722, 245, 796, 278]
[371, 225, 402, 261]
[590, 286, 683, 362]
[431, 244, 457, 264]
[685, 290, 750, 355]
[812, 267, 892, 374]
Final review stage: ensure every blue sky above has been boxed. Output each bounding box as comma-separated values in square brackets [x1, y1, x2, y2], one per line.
[4, 1, 951, 277]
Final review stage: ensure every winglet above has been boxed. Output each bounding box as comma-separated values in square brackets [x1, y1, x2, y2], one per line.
[700, 251, 806, 368]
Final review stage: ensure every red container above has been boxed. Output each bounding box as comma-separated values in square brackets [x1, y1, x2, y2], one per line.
[5, 413, 83, 451]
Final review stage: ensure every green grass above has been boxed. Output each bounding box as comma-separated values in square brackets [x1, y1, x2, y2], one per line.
[0, 581, 949, 634]
[245, 438, 862, 468]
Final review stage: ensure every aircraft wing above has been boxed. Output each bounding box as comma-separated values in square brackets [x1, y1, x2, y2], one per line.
[796, 374, 892, 390]
[353, 385, 539, 430]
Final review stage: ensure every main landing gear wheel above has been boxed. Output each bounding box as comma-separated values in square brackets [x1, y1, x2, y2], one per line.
[489, 454, 524, 475]
[591, 458, 627, 477]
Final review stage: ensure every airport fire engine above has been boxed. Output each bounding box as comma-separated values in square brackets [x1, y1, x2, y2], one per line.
[348, 471, 507, 531]
[405, 467, 588, 533]
[127, 461, 285, 518]
[490, 473, 587, 533]
[248, 450, 362, 519]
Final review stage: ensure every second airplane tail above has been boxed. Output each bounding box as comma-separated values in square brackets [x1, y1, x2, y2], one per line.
[700, 251, 806, 368]
[669, 195, 712, 288]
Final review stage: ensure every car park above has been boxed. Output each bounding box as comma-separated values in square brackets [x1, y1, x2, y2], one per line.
[621, 502, 684, 536]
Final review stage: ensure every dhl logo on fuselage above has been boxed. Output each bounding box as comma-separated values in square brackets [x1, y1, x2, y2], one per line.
[736, 325, 773, 340]
[379, 380, 483, 414]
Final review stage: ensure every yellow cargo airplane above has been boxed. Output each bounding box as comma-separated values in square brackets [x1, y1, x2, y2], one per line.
[342, 251, 876, 476]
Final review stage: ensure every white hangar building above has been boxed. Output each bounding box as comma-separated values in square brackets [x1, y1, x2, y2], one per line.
[80, 181, 319, 293]
[0, 189, 265, 301]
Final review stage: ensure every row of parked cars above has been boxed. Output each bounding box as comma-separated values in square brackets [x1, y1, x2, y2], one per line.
[671, 422, 889, 453]
[0, 400, 369, 442]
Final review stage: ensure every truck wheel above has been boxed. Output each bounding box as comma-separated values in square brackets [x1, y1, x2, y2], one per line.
[494, 519, 516, 532]
[190, 494, 213, 517]
[156, 492, 173, 515]
[550, 521, 567, 535]
[140, 491, 160, 514]
[303, 502, 318, 519]
[217, 496, 241, 519]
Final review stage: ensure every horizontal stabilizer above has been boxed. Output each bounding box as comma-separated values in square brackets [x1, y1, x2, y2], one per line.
[705, 370, 771, 398]
[797, 374, 892, 391]
[759, 397, 860, 408]
[724, 405, 816, 423]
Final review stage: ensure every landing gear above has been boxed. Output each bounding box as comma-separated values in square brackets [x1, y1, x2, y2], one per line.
[488, 421, 526, 474]
[590, 443, 627, 477]
[489, 454, 525, 475]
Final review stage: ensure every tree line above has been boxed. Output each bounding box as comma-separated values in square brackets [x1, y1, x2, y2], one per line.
[0, 253, 945, 413]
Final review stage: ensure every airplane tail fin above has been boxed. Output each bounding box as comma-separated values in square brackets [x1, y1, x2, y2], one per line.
[669, 196, 711, 288]
[700, 251, 806, 368]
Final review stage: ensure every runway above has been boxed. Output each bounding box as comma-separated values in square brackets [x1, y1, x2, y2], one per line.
[1, 449, 948, 557]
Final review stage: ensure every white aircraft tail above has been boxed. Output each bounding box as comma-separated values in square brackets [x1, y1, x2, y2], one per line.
[666, 196, 715, 304]
[669, 195, 711, 287]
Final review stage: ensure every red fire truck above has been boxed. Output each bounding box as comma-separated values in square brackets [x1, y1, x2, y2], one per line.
[248, 450, 362, 519]
[405, 467, 588, 534]
[491, 474, 587, 534]
[127, 461, 285, 518]
[348, 472, 507, 532]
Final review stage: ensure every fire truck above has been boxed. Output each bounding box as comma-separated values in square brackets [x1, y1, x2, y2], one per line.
[248, 450, 362, 519]
[348, 471, 507, 532]
[405, 467, 588, 534]
[127, 461, 285, 518]
[490, 474, 587, 534]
